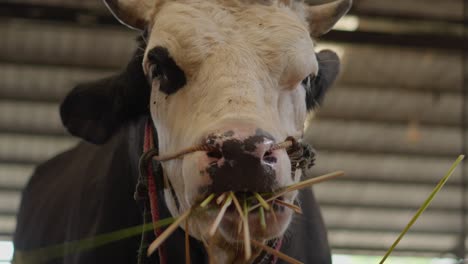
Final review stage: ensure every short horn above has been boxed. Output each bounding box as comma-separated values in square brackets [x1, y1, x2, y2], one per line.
[307, 0, 353, 37]
[103, 0, 155, 30]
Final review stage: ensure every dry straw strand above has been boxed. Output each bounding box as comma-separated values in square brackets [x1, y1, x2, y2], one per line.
[230, 192, 245, 235]
[216, 193, 227, 205]
[209, 195, 233, 237]
[270, 205, 279, 225]
[274, 199, 302, 214]
[230, 192, 244, 217]
[251, 239, 303, 264]
[250, 171, 344, 212]
[283, 171, 344, 194]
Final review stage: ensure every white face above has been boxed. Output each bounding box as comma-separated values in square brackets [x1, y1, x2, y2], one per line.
[104, 0, 350, 253]
[143, 1, 315, 241]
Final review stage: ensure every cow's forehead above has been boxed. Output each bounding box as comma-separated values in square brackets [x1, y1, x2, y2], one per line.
[143, 0, 314, 76]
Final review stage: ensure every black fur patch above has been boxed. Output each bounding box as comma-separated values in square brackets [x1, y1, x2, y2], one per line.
[147, 46, 187, 95]
[304, 50, 340, 110]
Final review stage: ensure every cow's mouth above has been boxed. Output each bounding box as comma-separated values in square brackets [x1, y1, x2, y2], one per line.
[144, 134, 339, 261]
[215, 195, 294, 242]
[195, 190, 298, 244]
[146, 172, 345, 263]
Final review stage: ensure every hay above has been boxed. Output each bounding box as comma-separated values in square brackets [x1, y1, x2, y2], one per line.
[146, 170, 345, 262]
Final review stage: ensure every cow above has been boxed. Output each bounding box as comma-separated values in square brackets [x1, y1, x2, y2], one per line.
[13, 0, 351, 263]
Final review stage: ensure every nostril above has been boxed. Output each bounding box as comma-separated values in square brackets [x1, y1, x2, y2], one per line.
[207, 149, 223, 159]
[263, 150, 277, 164]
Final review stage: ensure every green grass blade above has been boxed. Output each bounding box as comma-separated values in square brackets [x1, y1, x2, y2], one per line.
[14, 217, 175, 264]
[259, 207, 266, 230]
[380, 155, 465, 264]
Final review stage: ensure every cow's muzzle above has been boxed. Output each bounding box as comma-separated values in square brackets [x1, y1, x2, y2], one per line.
[203, 128, 285, 194]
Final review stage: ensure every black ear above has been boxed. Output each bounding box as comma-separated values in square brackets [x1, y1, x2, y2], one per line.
[60, 37, 150, 144]
[305, 50, 340, 110]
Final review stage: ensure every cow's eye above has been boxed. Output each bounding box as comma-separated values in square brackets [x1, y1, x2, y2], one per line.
[149, 64, 163, 80]
[301, 74, 317, 88]
[147, 46, 187, 95]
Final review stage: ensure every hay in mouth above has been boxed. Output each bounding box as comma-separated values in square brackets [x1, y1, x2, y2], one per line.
[142, 137, 335, 263]
[147, 171, 344, 264]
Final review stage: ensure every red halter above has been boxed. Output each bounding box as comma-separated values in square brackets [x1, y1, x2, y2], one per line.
[144, 122, 168, 264]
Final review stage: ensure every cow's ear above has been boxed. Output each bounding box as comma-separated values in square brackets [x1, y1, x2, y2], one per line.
[103, 0, 156, 30]
[305, 50, 340, 110]
[306, 0, 352, 37]
[60, 41, 150, 144]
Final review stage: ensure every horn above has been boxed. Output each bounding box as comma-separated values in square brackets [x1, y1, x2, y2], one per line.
[307, 0, 353, 37]
[103, 0, 155, 30]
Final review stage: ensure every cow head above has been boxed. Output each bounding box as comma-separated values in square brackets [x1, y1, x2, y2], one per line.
[61, 0, 350, 262]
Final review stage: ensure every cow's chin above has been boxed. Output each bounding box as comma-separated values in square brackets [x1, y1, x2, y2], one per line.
[215, 207, 293, 243]
[185, 198, 294, 245]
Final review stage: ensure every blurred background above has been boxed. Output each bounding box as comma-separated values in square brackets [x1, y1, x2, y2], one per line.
[0, 0, 466, 263]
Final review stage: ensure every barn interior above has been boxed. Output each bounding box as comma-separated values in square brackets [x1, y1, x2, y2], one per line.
[0, 0, 467, 263]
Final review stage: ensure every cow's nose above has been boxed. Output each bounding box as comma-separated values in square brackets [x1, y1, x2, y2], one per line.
[205, 131, 280, 193]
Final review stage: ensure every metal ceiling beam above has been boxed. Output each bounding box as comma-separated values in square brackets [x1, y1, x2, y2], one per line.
[319, 86, 465, 126]
[0, 211, 16, 218]
[0, 233, 12, 239]
[0, 216, 15, 235]
[0, 20, 136, 69]
[0, 187, 21, 192]
[0, 2, 115, 26]
[0, 196, 18, 220]
[319, 201, 462, 215]
[314, 181, 463, 211]
[311, 151, 466, 185]
[307, 0, 465, 23]
[320, 206, 461, 235]
[349, 10, 467, 25]
[0, 134, 77, 164]
[328, 230, 455, 252]
[328, 226, 460, 236]
[332, 246, 453, 256]
[0, 159, 37, 166]
[321, 30, 466, 51]
[0, 164, 33, 191]
[323, 177, 461, 188]
[0, 64, 112, 103]
[306, 118, 465, 158]
[0, 100, 65, 136]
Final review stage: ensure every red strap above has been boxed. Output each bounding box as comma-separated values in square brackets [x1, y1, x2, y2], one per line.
[144, 122, 168, 264]
[271, 239, 282, 264]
